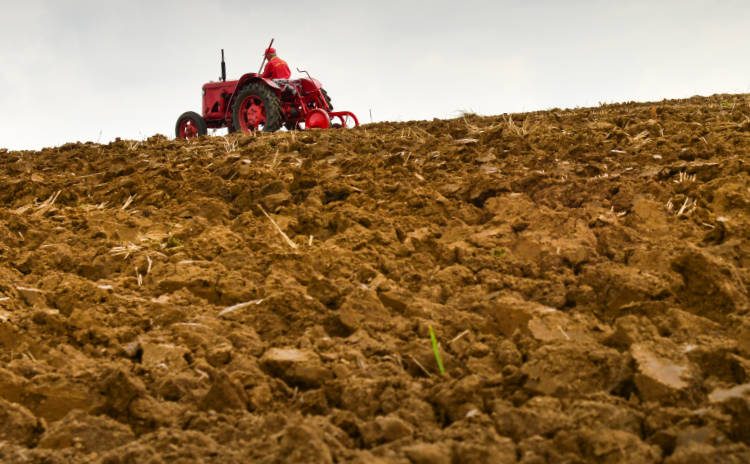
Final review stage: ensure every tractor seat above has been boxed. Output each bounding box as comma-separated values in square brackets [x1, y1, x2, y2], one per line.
[274, 79, 298, 96]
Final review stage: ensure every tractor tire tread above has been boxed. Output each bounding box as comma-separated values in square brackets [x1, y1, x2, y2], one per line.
[175, 111, 208, 139]
[321, 88, 333, 111]
[232, 83, 283, 133]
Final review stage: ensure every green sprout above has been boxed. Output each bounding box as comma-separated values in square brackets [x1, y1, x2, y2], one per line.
[491, 248, 506, 259]
[721, 101, 732, 108]
[429, 325, 445, 375]
[165, 235, 182, 248]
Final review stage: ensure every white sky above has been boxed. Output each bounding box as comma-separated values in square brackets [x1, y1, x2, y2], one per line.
[1, 0, 749, 150]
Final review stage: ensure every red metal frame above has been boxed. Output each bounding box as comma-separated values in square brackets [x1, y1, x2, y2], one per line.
[329, 111, 359, 128]
[198, 71, 358, 132]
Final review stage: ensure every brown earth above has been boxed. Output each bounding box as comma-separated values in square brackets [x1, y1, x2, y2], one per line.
[0, 93, 749, 463]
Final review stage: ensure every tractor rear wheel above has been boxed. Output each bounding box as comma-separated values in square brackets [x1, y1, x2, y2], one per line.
[175, 111, 207, 139]
[232, 83, 283, 133]
[321, 88, 333, 111]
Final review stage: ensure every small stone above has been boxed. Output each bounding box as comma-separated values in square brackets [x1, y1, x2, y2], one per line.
[275, 423, 333, 464]
[485, 296, 580, 343]
[671, 246, 749, 321]
[663, 442, 742, 464]
[121, 341, 141, 358]
[632, 342, 693, 402]
[707, 383, 750, 403]
[493, 397, 572, 442]
[260, 191, 291, 211]
[495, 340, 523, 366]
[200, 372, 247, 412]
[631, 199, 670, 234]
[307, 277, 342, 307]
[470, 342, 490, 358]
[432, 375, 484, 423]
[156, 373, 200, 401]
[589, 121, 616, 130]
[522, 342, 624, 397]
[361, 415, 413, 446]
[511, 219, 529, 232]
[0, 398, 44, 447]
[738, 323, 750, 357]
[95, 368, 147, 417]
[247, 383, 274, 411]
[336, 305, 362, 333]
[606, 316, 660, 348]
[140, 342, 189, 370]
[378, 290, 410, 313]
[260, 347, 331, 389]
[206, 343, 232, 367]
[15, 286, 48, 307]
[403, 442, 451, 464]
[452, 438, 516, 464]
[38, 410, 134, 452]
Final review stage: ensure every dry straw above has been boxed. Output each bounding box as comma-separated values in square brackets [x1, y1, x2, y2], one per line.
[257, 204, 298, 249]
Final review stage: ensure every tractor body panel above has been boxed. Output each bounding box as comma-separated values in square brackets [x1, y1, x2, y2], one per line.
[235, 73, 282, 93]
[202, 80, 238, 126]
[298, 77, 322, 93]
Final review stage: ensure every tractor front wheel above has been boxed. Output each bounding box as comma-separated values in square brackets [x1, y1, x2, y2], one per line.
[175, 111, 207, 139]
[232, 83, 283, 133]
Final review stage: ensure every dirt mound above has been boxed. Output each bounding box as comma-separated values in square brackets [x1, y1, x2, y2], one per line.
[1, 93, 749, 462]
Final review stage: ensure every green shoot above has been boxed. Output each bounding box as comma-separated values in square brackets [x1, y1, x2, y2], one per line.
[165, 235, 182, 248]
[429, 325, 445, 375]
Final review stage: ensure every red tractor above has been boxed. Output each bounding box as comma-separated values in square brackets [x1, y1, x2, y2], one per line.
[176, 49, 358, 139]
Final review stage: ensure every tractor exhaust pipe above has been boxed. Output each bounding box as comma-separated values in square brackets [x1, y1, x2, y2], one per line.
[220, 49, 226, 82]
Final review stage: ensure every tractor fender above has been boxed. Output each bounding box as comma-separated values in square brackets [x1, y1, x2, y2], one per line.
[225, 73, 282, 118]
[235, 73, 282, 93]
[298, 78, 323, 94]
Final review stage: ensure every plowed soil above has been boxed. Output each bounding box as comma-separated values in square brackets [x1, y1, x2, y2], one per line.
[1, 93, 749, 463]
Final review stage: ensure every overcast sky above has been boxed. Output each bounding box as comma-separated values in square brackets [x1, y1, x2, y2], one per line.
[1, 0, 749, 150]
